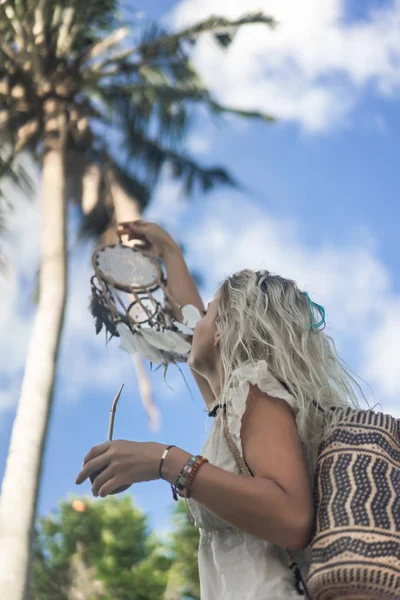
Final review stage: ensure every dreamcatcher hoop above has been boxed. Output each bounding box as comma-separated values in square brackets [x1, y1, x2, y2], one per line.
[90, 241, 201, 365]
[91, 244, 162, 293]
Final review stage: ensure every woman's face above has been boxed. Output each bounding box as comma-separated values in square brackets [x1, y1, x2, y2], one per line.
[188, 297, 220, 374]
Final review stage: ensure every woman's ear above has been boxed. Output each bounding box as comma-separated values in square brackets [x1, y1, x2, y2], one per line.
[214, 332, 220, 347]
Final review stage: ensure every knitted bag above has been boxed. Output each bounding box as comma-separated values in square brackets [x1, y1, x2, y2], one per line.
[306, 408, 400, 600]
[222, 406, 400, 599]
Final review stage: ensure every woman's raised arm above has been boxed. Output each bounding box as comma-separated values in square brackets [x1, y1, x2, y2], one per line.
[117, 221, 215, 406]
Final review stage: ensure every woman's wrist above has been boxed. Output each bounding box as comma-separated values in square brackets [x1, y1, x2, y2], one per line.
[161, 239, 182, 259]
[160, 446, 192, 485]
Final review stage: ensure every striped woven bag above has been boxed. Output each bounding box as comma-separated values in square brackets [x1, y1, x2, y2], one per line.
[307, 408, 400, 599]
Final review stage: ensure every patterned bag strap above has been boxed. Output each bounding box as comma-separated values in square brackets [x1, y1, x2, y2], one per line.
[221, 405, 311, 599]
[222, 406, 253, 476]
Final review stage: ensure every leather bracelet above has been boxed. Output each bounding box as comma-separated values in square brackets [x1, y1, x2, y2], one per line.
[173, 456, 196, 498]
[159, 445, 176, 480]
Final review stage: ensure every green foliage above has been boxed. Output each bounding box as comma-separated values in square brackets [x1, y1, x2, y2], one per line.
[0, 1, 275, 229]
[31, 496, 172, 600]
[31, 496, 203, 600]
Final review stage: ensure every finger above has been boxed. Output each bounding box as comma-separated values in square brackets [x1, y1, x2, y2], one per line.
[98, 476, 119, 498]
[75, 454, 109, 485]
[119, 226, 149, 244]
[118, 220, 145, 231]
[118, 219, 144, 226]
[91, 464, 114, 496]
[127, 232, 147, 243]
[83, 442, 111, 465]
[117, 222, 131, 231]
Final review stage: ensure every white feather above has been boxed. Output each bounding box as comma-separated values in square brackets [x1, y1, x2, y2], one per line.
[116, 322, 137, 354]
[181, 304, 202, 328]
[134, 333, 164, 364]
[141, 327, 192, 355]
[140, 328, 176, 351]
[173, 320, 193, 335]
[162, 330, 192, 354]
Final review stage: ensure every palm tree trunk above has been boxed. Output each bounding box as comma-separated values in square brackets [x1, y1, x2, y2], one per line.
[0, 138, 67, 599]
[68, 543, 105, 600]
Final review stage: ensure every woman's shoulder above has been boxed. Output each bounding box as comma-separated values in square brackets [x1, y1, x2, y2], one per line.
[230, 360, 297, 412]
[217, 361, 299, 461]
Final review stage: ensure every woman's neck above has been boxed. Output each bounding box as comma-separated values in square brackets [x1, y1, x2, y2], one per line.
[206, 358, 223, 400]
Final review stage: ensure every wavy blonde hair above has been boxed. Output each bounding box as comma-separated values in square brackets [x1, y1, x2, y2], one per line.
[215, 269, 368, 455]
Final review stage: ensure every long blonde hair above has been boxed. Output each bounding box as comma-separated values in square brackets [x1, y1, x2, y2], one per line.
[215, 269, 367, 451]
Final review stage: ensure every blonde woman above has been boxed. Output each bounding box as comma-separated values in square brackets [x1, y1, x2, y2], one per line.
[76, 221, 362, 599]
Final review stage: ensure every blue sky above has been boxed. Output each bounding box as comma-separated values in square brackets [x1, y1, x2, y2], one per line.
[1, 0, 400, 537]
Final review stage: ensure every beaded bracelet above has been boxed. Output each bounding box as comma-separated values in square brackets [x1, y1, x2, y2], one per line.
[172, 455, 208, 501]
[184, 456, 208, 499]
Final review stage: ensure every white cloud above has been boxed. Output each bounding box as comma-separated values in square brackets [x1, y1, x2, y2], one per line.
[363, 300, 400, 401]
[169, 0, 400, 131]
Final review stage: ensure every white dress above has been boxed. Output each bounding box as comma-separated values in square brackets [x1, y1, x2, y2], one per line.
[186, 360, 310, 600]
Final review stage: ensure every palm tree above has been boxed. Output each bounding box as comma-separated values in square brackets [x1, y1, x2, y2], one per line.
[0, 2, 275, 598]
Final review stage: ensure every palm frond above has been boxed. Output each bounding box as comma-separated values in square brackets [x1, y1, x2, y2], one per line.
[83, 26, 129, 63]
[0, 3, 26, 49]
[0, 4, 275, 224]
[208, 99, 275, 122]
[54, 0, 120, 55]
[99, 81, 275, 123]
[92, 81, 191, 147]
[135, 12, 277, 59]
[0, 142, 34, 198]
[121, 127, 237, 195]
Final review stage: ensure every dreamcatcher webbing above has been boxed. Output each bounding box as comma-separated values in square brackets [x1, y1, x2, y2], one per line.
[90, 243, 201, 365]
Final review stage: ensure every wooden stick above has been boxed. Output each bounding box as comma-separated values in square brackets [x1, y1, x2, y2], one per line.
[108, 384, 124, 441]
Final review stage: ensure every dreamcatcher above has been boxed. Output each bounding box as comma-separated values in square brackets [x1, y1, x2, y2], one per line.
[89, 237, 202, 365]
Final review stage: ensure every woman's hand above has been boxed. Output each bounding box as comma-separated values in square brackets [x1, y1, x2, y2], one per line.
[75, 440, 166, 497]
[117, 221, 179, 259]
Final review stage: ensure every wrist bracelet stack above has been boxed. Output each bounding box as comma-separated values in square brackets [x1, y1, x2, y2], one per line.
[172, 454, 208, 500]
[159, 446, 208, 502]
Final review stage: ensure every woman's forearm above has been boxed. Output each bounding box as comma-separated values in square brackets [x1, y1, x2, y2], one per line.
[163, 245, 215, 406]
[163, 447, 312, 550]
[163, 245, 205, 314]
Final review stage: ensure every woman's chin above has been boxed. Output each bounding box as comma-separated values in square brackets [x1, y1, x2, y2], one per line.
[187, 351, 194, 369]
